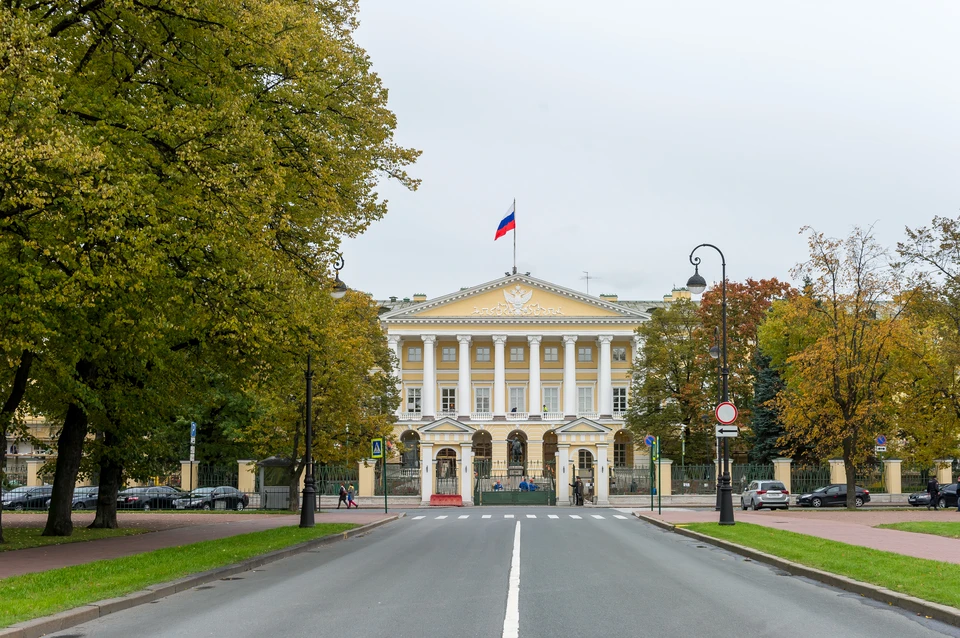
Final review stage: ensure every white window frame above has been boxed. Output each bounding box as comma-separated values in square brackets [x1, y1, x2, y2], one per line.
[408, 347, 422, 362]
[474, 387, 491, 412]
[613, 387, 628, 412]
[577, 386, 594, 413]
[612, 347, 627, 362]
[542, 387, 560, 413]
[476, 346, 491, 362]
[509, 346, 524, 362]
[577, 347, 592, 362]
[440, 387, 456, 413]
[441, 347, 457, 362]
[508, 386, 526, 413]
[543, 346, 559, 362]
[406, 387, 422, 413]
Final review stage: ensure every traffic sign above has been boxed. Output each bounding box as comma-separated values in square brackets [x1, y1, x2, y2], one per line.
[190, 422, 197, 438]
[715, 425, 739, 438]
[875, 445, 887, 453]
[876, 435, 887, 446]
[644, 434, 655, 447]
[371, 438, 384, 459]
[715, 402, 738, 425]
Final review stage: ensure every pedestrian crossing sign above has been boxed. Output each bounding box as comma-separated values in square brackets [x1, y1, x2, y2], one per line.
[371, 438, 384, 459]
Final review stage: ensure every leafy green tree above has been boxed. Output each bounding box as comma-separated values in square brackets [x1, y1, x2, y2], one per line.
[746, 350, 787, 463]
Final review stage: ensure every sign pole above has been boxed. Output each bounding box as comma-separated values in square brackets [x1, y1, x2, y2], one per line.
[383, 457, 388, 514]
[657, 437, 661, 515]
[189, 421, 197, 493]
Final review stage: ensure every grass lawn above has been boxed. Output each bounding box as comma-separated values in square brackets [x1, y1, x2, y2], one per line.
[685, 522, 960, 609]
[877, 521, 960, 539]
[0, 528, 145, 552]
[0, 523, 355, 628]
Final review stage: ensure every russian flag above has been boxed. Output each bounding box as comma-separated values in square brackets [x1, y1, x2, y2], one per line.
[495, 201, 516, 240]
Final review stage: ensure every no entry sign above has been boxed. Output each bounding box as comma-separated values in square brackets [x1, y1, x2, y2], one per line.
[715, 402, 738, 425]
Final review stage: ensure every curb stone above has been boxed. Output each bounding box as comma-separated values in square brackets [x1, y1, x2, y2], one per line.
[0, 513, 403, 638]
[634, 512, 960, 628]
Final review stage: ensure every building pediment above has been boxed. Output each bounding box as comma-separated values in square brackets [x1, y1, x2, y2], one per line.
[417, 417, 477, 435]
[553, 418, 612, 434]
[381, 274, 649, 325]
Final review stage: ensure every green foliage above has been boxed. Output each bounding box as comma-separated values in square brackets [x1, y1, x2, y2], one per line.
[746, 349, 787, 464]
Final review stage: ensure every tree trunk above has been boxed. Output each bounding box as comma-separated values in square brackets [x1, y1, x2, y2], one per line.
[90, 433, 122, 529]
[843, 440, 857, 510]
[0, 351, 36, 544]
[287, 460, 305, 512]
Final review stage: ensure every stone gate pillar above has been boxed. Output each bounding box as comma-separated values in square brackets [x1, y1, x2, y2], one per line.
[883, 459, 902, 495]
[773, 458, 792, 494]
[420, 443, 434, 504]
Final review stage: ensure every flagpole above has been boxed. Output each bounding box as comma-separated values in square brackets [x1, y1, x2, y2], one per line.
[512, 198, 517, 274]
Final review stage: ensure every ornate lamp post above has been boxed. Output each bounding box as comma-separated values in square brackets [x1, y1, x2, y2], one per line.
[301, 254, 348, 528]
[687, 244, 735, 526]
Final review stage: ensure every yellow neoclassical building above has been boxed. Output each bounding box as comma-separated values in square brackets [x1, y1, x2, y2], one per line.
[378, 273, 687, 506]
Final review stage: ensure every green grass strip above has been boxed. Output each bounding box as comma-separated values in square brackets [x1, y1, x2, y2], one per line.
[877, 521, 960, 539]
[685, 522, 960, 609]
[0, 523, 355, 628]
[0, 528, 145, 552]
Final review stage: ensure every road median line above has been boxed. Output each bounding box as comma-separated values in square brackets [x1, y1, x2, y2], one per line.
[0, 513, 404, 638]
[634, 512, 960, 628]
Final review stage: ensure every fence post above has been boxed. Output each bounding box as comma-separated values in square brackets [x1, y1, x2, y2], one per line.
[25, 458, 42, 486]
[460, 442, 473, 505]
[883, 459, 902, 495]
[358, 460, 375, 497]
[237, 460, 256, 493]
[658, 458, 673, 496]
[773, 458, 792, 494]
[935, 459, 953, 486]
[828, 459, 845, 484]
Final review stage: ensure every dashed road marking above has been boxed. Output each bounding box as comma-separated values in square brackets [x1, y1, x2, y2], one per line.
[459, 515, 470, 519]
[435, 515, 447, 519]
[591, 515, 605, 519]
[548, 515, 559, 519]
[613, 515, 628, 519]
[482, 514, 492, 519]
[569, 515, 582, 519]
[526, 514, 537, 518]
[505, 514, 515, 519]
[412, 516, 425, 520]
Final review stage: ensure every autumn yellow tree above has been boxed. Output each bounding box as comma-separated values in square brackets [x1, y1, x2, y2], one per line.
[759, 227, 907, 508]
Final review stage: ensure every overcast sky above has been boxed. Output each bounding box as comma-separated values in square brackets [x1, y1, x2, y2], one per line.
[340, 1, 960, 302]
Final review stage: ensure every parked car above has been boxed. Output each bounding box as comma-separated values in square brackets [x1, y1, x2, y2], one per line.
[44, 486, 99, 510]
[2, 485, 53, 511]
[908, 483, 958, 509]
[173, 486, 249, 511]
[797, 484, 871, 508]
[117, 486, 182, 511]
[740, 480, 790, 510]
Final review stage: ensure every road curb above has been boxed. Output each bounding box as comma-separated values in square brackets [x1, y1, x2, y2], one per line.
[634, 513, 960, 628]
[0, 514, 403, 638]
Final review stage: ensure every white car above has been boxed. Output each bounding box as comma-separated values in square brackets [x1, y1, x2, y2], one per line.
[740, 480, 790, 511]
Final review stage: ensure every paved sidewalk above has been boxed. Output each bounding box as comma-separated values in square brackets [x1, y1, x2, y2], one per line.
[0, 510, 395, 579]
[639, 508, 960, 564]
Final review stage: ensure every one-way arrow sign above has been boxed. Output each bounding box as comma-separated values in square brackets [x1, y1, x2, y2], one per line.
[715, 425, 739, 438]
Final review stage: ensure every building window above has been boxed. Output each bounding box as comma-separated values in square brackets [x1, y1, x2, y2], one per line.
[577, 347, 592, 362]
[441, 346, 456, 362]
[578, 449, 593, 470]
[441, 388, 456, 413]
[577, 387, 594, 413]
[408, 347, 422, 362]
[509, 347, 524, 362]
[476, 347, 491, 362]
[542, 387, 560, 413]
[613, 347, 627, 362]
[544, 346, 559, 362]
[613, 387, 628, 412]
[475, 387, 491, 412]
[614, 442, 627, 467]
[406, 388, 421, 413]
[509, 387, 526, 413]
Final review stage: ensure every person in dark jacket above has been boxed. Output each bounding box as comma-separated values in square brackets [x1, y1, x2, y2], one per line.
[337, 483, 348, 509]
[927, 476, 941, 510]
[570, 477, 584, 506]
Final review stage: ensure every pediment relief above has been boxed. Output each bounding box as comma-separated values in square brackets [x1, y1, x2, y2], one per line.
[553, 418, 612, 434]
[417, 418, 477, 434]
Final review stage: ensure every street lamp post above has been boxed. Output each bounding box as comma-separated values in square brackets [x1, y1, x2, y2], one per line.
[687, 244, 735, 526]
[300, 253, 348, 529]
[710, 328, 720, 511]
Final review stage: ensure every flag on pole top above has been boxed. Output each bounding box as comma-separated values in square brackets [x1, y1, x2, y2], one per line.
[494, 201, 516, 241]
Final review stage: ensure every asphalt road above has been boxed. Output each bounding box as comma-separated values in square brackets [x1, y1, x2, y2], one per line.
[50, 507, 960, 638]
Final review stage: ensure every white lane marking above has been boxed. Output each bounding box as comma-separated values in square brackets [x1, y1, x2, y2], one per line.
[569, 515, 582, 519]
[412, 516, 425, 520]
[526, 514, 537, 518]
[613, 515, 628, 519]
[591, 515, 605, 519]
[482, 515, 492, 519]
[548, 514, 559, 519]
[435, 516, 448, 519]
[505, 514, 515, 519]
[502, 521, 521, 638]
[459, 515, 470, 519]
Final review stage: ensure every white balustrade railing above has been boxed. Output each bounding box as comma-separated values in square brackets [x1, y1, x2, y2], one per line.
[613, 411, 626, 420]
[471, 412, 493, 421]
[577, 411, 600, 419]
[541, 411, 564, 421]
[399, 412, 421, 421]
[506, 412, 529, 421]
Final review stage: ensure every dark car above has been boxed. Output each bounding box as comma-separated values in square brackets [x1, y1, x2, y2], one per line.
[173, 486, 249, 511]
[2, 485, 53, 511]
[908, 483, 958, 509]
[117, 486, 182, 511]
[45, 486, 99, 510]
[797, 484, 871, 508]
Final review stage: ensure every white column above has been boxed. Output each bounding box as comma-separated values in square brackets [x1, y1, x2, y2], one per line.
[563, 335, 578, 417]
[528, 335, 542, 417]
[596, 443, 610, 505]
[557, 444, 570, 504]
[493, 334, 507, 417]
[420, 443, 434, 504]
[387, 335, 402, 416]
[422, 335, 436, 419]
[457, 335, 472, 418]
[598, 335, 613, 417]
[460, 442, 473, 504]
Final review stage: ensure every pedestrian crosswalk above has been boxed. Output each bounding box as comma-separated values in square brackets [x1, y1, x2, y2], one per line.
[410, 513, 634, 522]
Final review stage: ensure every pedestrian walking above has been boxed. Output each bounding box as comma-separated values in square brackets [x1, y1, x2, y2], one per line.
[927, 476, 940, 510]
[347, 484, 359, 509]
[569, 476, 584, 506]
[337, 483, 348, 509]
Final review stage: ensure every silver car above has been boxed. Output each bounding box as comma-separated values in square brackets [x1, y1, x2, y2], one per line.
[740, 480, 790, 511]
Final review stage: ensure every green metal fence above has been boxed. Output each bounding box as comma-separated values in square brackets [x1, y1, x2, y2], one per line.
[901, 466, 931, 493]
[855, 462, 886, 493]
[611, 468, 651, 495]
[315, 464, 359, 496]
[374, 462, 420, 496]
[790, 465, 830, 495]
[731, 464, 775, 494]
[197, 464, 238, 488]
[672, 464, 716, 495]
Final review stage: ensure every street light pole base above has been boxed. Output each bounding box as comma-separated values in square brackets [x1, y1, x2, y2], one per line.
[299, 479, 316, 528]
[718, 476, 735, 526]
